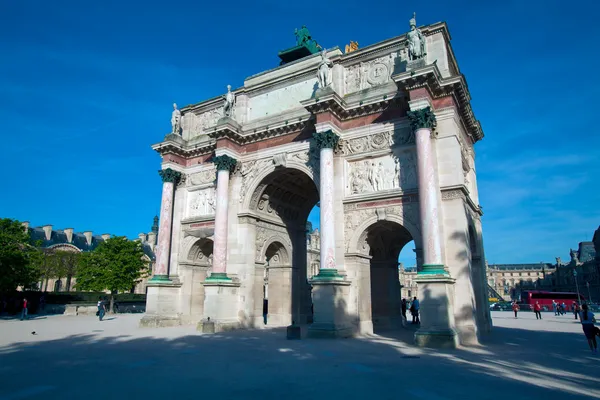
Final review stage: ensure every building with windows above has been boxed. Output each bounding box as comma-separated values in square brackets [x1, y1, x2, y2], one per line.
[22, 218, 158, 294]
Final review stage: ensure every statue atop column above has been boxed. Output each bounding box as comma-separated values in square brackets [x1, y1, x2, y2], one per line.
[317, 50, 333, 89]
[569, 248, 580, 265]
[171, 103, 181, 135]
[223, 85, 235, 118]
[407, 12, 426, 61]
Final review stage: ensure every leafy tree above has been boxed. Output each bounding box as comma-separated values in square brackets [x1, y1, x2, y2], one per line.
[76, 237, 148, 312]
[0, 218, 40, 291]
[47, 250, 80, 291]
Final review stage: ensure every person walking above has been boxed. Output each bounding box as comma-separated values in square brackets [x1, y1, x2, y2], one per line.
[97, 298, 105, 321]
[579, 303, 597, 353]
[534, 301, 542, 320]
[552, 300, 558, 316]
[574, 302, 580, 320]
[20, 298, 28, 321]
[410, 296, 420, 324]
[512, 301, 520, 318]
[401, 298, 407, 320]
[561, 302, 566, 315]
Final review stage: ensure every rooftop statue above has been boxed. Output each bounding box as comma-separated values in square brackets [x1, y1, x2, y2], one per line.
[317, 50, 333, 89]
[345, 41, 359, 54]
[295, 25, 311, 47]
[171, 103, 181, 135]
[223, 85, 235, 118]
[569, 248, 580, 264]
[407, 12, 426, 61]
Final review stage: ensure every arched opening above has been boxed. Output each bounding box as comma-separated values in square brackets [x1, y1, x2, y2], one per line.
[398, 239, 416, 301]
[250, 167, 319, 327]
[188, 238, 214, 266]
[262, 241, 290, 325]
[365, 220, 414, 332]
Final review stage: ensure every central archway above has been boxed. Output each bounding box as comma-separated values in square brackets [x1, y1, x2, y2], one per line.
[249, 166, 319, 327]
[366, 221, 413, 331]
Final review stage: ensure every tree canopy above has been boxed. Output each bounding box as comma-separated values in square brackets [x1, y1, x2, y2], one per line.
[76, 236, 148, 295]
[0, 218, 40, 291]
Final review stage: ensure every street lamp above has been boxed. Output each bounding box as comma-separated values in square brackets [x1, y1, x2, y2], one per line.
[586, 281, 592, 304]
[573, 268, 582, 304]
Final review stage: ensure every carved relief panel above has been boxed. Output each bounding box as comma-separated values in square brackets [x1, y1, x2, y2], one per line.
[182, 108, 223, 139]
[187, 188, 216, 218]
[344, 53, 398, 94]
[345, 151, 417, 196]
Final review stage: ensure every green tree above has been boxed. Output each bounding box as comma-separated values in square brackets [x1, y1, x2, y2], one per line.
[76, 237, 147, 312]
[0, 218, 40, 291]
[47, 250, 80, 292]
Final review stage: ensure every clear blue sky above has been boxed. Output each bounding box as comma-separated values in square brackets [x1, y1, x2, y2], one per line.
[1, 1, 598, 265]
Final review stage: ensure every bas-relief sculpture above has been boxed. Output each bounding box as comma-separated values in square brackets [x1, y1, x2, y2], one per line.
[407, 13, 426, 61]
[182, 108, 224, 138]
[171, 103, 182, 135]
[189, 168, 216, 186]
[346, 152, 417, 195]
[317, 50, 333, 89]
[188, 188, 216, 217]
[344, 53, 397, 94]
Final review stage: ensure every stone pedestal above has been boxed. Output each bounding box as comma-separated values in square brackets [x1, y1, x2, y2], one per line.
[413, 274, 459, 348]
[197, 281, 241, 333]
[140, 282, 182, 327]
[307, 279, 353, 338]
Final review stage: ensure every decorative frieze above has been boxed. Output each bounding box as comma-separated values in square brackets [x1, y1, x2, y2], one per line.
[346, 151, 417, 196]
[342, 130, 414, 156]
[189, 168, 216, 186]
[344, 54, 398, 94]
[182, 108, 223, 138]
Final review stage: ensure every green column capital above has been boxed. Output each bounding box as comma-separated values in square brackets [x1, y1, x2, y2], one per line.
[313, 130, 339, 149]
[213, 154, 238, 171]
[158, 168, 182, 184]
[407, 107, 437, 131]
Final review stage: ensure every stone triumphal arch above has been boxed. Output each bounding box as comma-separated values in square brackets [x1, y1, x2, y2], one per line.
[141, 15, 491, 347]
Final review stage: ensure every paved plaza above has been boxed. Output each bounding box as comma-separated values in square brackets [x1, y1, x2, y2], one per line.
[0, 311, 599, 400]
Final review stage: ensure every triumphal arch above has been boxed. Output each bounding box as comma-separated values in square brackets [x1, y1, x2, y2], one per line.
[141, 15, 491, 347]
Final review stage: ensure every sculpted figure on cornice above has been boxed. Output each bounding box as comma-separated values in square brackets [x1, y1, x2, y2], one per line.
[407, 13, 426, 61]
[342, 130, 414, 156]
[317, 50, 333, 89]
[171, 103, 182, 135]
[223, 84, 235, 118]
[344, 53, 397, 94]
[346, 152, 416, 196]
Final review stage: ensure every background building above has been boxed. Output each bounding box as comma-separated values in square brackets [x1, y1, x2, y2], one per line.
[22, 217, 158, 294]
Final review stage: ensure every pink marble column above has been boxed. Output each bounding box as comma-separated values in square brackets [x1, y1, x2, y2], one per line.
[151, 168, 181, 281]
[207, 155, 237, 281]
[410, 107, 444, 273]
[313, 130, 341, 279]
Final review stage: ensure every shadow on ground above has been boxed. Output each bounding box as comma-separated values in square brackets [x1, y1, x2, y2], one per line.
[1, 315, 599, 400]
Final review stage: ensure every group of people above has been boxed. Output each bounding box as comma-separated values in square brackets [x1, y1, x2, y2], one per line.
[401, 297, 420, 324]
[510, 299, 599, 354]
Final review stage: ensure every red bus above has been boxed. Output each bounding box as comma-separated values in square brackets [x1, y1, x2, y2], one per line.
[521, 290, 585, 309]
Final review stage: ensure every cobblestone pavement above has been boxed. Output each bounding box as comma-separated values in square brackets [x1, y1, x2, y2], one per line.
[0, 311, 598, 400]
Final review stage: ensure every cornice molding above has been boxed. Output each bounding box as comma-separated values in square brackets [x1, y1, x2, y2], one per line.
[392, 64, 484, 143]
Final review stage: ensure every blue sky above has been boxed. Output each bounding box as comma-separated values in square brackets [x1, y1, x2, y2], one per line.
[1, 1, 598, 266]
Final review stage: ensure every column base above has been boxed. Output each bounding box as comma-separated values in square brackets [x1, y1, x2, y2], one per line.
[204, 272, 232, 282]
[148, 274, 172, 283]
[415, 328, 459, 348]
[307, 277, 354, 338]
[198, 280, 241, 333]
[311, 268, 344, 281]
[414, 271, 458, 348]
[140, 281, 182, 328]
